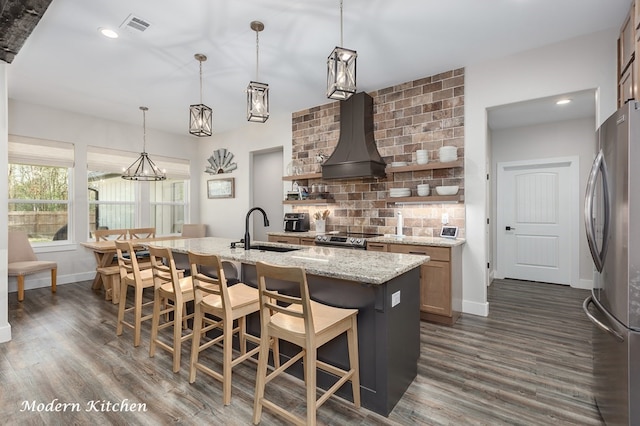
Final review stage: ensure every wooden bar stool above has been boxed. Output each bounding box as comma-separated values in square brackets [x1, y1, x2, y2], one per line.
[252, 261, 360, 426]
[188, 251, 277, 405]
[148, 245, 194, 373]
[114, 240, 155, 347]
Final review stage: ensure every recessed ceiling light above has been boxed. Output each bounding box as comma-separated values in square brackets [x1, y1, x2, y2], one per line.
[556, 99, 571, 105]
[98, 27, 119, 39]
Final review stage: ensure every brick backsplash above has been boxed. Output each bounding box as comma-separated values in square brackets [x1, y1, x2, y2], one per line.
[290, 68, 465, 238]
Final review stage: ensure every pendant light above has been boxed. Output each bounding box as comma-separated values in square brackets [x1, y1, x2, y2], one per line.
[327, 0, 357, 100]
[247, 20, 269, 123]
[122, 106, 166, 181]
[189, 53, 213, 136]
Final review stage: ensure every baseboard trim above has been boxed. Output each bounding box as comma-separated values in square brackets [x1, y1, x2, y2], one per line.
[0, 323, 12, 343]
[462, 299, 489, 317]
[572, 278, 593, 290]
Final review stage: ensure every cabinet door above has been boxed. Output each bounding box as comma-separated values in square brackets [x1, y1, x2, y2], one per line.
[421, 260, 452, 317]
[267, 235, 300, 244]
[621, 7, 635, 74]
[620, 62, 636, 107]
[387, 244, 452, 317]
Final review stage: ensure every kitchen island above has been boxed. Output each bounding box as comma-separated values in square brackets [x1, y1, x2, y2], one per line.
[149, 237, 427, 416]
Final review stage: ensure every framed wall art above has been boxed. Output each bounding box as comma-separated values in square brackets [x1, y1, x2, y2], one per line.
[207, 178, 235, 199]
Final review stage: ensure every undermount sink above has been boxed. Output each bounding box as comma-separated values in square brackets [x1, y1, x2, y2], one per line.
[250, 245, 300, 253]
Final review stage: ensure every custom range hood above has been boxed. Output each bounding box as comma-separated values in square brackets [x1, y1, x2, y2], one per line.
[322, 92, 386, 179]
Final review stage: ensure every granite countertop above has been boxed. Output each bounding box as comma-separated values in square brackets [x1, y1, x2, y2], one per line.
[369, 235, 466, 247]
[149, 237, 427, 285]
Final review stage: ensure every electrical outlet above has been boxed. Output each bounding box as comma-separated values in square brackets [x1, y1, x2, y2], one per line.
[391, 291, 401, 307]
[442, 213, 449, 224]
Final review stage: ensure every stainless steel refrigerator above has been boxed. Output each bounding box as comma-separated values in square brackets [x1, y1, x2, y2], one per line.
[583, 100, 640, 426]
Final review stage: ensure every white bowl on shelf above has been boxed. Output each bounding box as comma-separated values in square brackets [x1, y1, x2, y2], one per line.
[435, 185, 459, 196]
[438, 146, 458, 162]
[416, 150, 429, 165]
[390, 161, 408, 167]
[417, 184, 430, 196]
[389, 188, 411, 197]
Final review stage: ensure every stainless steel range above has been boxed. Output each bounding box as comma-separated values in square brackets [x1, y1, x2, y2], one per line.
[315, 232, 382, 249]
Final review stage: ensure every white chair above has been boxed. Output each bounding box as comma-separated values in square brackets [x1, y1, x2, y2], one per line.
[8, 231, 57, 302]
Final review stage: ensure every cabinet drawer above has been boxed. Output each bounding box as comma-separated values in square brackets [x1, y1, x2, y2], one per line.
[366, 242, 388, 252]
[388, 244, 450, 262]
[300, 238, 316, 246]
[267, 235, 300, 245]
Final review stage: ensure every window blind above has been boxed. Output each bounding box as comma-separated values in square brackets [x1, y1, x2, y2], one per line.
[87, 146, 190, 179]
[8, 135, 75, 167]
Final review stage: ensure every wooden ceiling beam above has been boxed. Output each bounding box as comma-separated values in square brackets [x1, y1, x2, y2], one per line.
[0, 0, 53, 64]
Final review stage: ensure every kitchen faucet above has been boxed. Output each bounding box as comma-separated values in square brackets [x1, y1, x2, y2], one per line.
[244, 207, 270, 250]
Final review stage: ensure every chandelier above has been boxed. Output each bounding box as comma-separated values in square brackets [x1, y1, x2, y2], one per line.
[122, 106, 166, 181]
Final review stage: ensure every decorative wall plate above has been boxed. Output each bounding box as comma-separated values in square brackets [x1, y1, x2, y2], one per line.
[205, 148, 237, 174]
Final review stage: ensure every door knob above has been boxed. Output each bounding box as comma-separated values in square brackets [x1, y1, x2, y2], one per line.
[506, 226, 516, 231]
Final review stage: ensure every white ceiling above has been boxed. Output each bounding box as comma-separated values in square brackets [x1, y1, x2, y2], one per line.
[488, 89, 597, 130]
[6, 0, 630, 136]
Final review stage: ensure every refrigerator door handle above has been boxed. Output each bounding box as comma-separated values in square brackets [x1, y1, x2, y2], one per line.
[584, 150, 611, 272]
[583, 295, 624, 342]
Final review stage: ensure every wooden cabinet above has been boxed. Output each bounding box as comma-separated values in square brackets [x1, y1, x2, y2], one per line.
[620, 62, 636, 106]
[366, 242, 388, 252]
[267, 235, 316, 246]
[267, 235, 301, 244]
[383, 243, 462, 325]
[618, 1, 639, 107]
[300, 237, 316, 246]
[620, 8, 635, 74]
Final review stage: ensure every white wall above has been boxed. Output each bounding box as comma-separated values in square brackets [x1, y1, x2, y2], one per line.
[1, 63, 11, 342]
[491, 117, 596, 288]
[464, 29, 618, 316]
[198, 114, 292, 240]
[4, 100, 200, 297]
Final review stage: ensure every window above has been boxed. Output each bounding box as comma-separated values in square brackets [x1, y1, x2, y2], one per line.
[87, 146, 190, 236]
[88, 172, 136, 233]
[151, 179, 187, 235]
[8, 136, 74, 243]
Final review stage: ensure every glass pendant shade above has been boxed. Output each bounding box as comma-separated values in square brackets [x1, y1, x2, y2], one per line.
[122, 106, 166, 181]
[327, 46, 357, 100]
[247, 81, 269, 123]
[189, 103, 213, 136]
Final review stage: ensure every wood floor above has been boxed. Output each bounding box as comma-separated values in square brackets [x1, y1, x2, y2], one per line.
[1, 279, 603, 425]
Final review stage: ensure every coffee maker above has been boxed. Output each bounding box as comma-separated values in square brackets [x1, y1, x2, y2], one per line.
[283, 213, 310, 232]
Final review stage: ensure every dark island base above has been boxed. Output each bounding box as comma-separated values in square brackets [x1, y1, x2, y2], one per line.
[240, 264, 421, 416]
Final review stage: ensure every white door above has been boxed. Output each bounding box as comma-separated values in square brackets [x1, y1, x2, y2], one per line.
[497, 158, 576, 285]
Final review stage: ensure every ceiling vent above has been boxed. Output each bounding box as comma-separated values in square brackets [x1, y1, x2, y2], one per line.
[120, 14, 151, 32]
